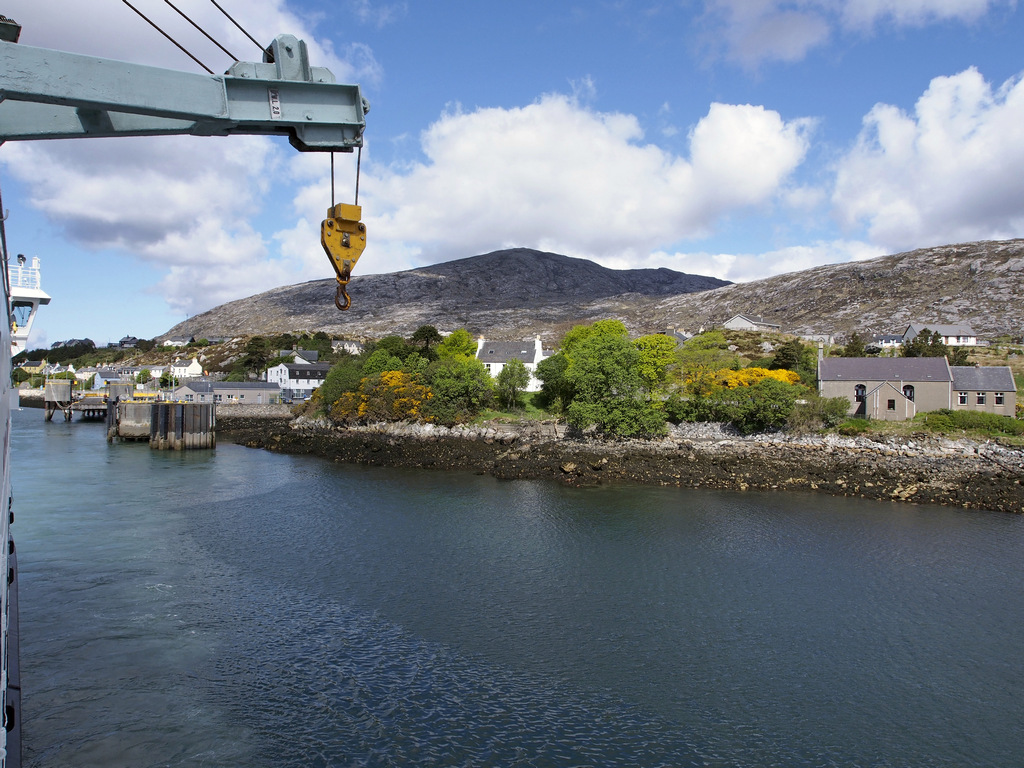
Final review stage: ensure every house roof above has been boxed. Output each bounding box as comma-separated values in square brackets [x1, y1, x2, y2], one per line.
[286, 363, 331, 378]
[904, 323, 975, 339]
[177, 381, 280, 393]
[818, 357, 952, 382]
[951, 366, 1017, 392]
[477, 341, 541, 364]
[728, 314, 781, 329]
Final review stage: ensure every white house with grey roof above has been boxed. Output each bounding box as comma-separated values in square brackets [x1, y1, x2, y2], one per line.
[950, 365, 1017, 417]
[903, 323, 977, 347]
[265, 362, 332, 400]
[723, 314, 781, 333]
[476, 336, 550, 392]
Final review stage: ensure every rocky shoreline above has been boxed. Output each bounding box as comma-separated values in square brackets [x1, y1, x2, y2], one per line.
[217, 412, 1024, 514]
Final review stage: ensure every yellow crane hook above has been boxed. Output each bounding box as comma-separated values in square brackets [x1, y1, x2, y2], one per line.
[320, 202, 367, 311]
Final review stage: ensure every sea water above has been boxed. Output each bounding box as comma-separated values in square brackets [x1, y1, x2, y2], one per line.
[11, 408, 1024, 766]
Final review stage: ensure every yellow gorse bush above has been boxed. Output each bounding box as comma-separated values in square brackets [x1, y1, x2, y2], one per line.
[330, 370, 433, 423]
[715, 367, 801, 388]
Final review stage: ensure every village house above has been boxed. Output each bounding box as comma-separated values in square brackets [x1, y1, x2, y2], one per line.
[274, 348, 319, 365]
[173, 381, 281, 404]
[868, 334, 903, 350]
[171, 357, 203, 380]
[475, 336, 551, 392]
[723, 314, 782, 333]
[332, 339, 364, 355]
[818, 357, 1017, 421]
[950, 365, 1017, 417]
[818, 357, 953, 421]
[903, 323, 978, 347]
[265, 361, 332, 400]
[161, 336, 194, 348]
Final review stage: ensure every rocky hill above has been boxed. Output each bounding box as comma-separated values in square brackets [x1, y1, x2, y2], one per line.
[163, 240, 1024, 342]
[163, 248, 729, 341]
[653, 239, 1024, 339]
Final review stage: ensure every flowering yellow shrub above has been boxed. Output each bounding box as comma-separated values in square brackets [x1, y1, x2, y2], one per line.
[330, 370, 433, 423]
[714, 367, 800, 388]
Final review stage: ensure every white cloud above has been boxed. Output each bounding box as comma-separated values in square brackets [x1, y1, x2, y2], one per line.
[700, 0, 1014, 67]
[337, 95, 811, 274]
[840, 0, 1007, 29]
[613, 239, 885, 283]
[0, 1, 378, 317]
[832, 67, 1024, 251]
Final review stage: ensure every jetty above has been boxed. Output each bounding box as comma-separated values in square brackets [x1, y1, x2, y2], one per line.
[107, 401, 216, 450]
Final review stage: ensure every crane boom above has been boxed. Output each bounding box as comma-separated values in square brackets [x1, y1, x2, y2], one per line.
[0, 34, 367, 152]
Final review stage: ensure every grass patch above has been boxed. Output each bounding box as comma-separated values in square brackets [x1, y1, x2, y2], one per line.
[477, 392, 552, 422]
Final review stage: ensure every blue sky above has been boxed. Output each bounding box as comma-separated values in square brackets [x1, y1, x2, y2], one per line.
[3, 0, 1024, 347]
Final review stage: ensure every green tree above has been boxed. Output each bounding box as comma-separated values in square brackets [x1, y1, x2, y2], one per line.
[318, 357, 365, 410]
[902, 329, 945, 358]
[730, 378, 802, 434]
[840, 332, 867, 357]
[243, 336, 272, 374]
[136, 368, 152, 385]
[436, 328, 478, 360]
[535, 352, 572, 411]
[564, 327, 665, 437]
[373, 334, 415, 360]
[361, 350, 405, 377]
[424, 357, 493, 424]
[410, 325, 443, 354]
[495, 358, 530, 410]
[633, 333, 677, 399]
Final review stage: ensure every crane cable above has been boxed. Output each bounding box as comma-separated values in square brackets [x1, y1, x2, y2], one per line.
[163, 0, 239, 62]
[208, 0, 268, 59]
[120, 0, 214, 73]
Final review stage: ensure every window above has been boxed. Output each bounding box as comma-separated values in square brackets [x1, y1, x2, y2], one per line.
[958, 392, 968, 405]
[995, 392, 1005, 405]
[977, 392, 986, 405]
[214, 394, 222, 402]
[854, 384, 866, 403]
[902, 385, 915, 401]
[887, 399, 896, 411]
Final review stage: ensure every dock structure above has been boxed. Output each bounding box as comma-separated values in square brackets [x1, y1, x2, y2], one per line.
[44, 379, 73, 421]
[107, 401, 216, 450]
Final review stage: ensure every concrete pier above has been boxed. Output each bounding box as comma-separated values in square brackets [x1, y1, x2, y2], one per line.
[107, 401, 216, 450]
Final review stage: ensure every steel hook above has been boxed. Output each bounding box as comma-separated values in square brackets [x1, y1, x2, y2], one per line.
[334, 279, 351, 311]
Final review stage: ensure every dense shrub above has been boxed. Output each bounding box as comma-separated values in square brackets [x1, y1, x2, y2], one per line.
[837, 419, 871, 436]
[929, 409, 1024, 436]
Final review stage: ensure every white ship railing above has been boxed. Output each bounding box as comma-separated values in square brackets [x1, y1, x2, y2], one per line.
[8, 266, 41, 291]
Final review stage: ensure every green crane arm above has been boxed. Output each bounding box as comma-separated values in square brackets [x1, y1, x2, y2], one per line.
[0, 34, 368, 152]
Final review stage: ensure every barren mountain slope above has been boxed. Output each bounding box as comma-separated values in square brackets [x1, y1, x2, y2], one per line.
[651, 239, 1024, 338]
[163, 248, 728, 340]
[162, 240, 1024, 342]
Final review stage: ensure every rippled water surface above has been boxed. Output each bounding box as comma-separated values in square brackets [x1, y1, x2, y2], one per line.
[11, 408, 1024, 766]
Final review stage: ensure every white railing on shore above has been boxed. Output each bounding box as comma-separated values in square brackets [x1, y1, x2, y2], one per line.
[8, 266, 42, 290]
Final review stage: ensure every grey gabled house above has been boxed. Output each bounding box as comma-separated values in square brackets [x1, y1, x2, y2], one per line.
[818, 357, 1017, 421]
[950, 365, 1017, 417]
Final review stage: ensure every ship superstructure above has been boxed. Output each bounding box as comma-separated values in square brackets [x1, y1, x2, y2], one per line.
[7, 255, 49, 357]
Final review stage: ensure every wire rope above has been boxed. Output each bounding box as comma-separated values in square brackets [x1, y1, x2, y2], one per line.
[163, 0, 239, 61]
[120, 0, 213, 73]
[208, 0, 267, 58]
